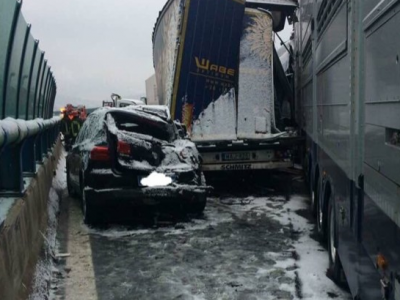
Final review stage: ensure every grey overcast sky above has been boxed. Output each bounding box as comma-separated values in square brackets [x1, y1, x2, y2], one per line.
[22, 0, 292, 110]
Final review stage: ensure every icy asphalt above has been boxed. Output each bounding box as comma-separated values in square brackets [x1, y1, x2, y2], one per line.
[35, 156, 352, 300]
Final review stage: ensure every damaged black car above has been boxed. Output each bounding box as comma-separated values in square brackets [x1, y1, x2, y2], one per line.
[66, 105, 209, 224]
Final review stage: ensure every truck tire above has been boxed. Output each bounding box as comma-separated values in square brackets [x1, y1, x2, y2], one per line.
[327, 194, 344, 285]
[303, 153, 310, 186]
[316, 178, 327, 243]
[310, 170, 319, 217]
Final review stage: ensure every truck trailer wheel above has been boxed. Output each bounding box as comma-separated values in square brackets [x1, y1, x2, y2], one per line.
[327, 195, 345, 286]
[316, 178, 327, 242]
[310, 168, 319, 217]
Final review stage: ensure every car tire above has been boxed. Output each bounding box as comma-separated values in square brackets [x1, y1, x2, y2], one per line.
[81, 184, 101, 226]
[67, 168, 76, 197]
[186, 195, 207, 215]
[327, 195, 344, 285]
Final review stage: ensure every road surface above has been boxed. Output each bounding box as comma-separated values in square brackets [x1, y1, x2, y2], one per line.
[31, 159, 351, 300]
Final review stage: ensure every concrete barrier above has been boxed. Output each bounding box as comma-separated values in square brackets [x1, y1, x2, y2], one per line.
[0, 136, 63, 300]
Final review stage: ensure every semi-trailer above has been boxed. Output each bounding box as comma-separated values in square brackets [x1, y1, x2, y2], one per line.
[294, 0, 400, 299]
[152, 0, 301, 172]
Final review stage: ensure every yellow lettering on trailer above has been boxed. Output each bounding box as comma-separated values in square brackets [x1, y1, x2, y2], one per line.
[194, 56, 235, 77]
[195, 57, 209, 70]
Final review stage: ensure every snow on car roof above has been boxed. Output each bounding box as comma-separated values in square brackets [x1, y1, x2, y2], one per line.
[91, 105, 171, 122]
[118, 105, 171, 121]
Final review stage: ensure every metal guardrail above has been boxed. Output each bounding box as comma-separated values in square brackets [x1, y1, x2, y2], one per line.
[0, 117, 61, 196]
[0, 0, 60, 196]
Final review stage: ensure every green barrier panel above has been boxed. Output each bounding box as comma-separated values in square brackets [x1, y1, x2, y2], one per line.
[5, 13, 28, 118]
[1, 0, 57, 121]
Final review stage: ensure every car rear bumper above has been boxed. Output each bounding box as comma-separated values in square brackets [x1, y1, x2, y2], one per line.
[84, 184, 210, 206]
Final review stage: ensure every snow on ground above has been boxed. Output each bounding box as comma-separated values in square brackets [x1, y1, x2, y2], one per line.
[276, 195, 352, 300]
[32, 158, 351, 300]
[84, 193, 350, 300]
[219, 195, 351, 299]
[29, 150, 67, 300]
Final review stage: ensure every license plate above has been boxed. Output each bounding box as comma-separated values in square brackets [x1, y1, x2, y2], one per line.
[221, 152, 251, 161]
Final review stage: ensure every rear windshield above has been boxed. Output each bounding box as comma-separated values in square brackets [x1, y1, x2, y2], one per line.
[75, 109, 107, 145]
[111, 112, 175, 142]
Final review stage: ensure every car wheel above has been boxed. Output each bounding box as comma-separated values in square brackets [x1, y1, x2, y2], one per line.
[67, 168, 76, 197]
[81, 184, 100, 226]
[186, 195, 207, 215]
[327, 195, 344, 285]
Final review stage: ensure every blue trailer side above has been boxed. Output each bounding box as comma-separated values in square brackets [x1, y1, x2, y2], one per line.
[171, 0, 245, 130]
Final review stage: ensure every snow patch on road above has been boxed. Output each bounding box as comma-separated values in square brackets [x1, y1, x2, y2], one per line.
[274, 195, 351, 300]
[204, 194, 351, 300]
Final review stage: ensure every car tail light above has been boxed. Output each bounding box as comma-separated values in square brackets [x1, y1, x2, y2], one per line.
[117, 140, 131, 156]
[90, 146, 110, 161]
